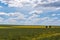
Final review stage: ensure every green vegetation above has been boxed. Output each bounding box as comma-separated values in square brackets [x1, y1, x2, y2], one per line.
[0, 25, 60, 28]
[0, 25, 60, 40]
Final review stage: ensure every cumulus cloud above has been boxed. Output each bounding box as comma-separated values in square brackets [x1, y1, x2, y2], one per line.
[8, 12, 26, 20]
[43, 20, 60, 25]
[0, 17, 4, 22]
[0, 0, 59, 8]
[29, 10, 43, 14]
[0, 0, 37, 8]
[0, 12, 8, 15]
[39, 17, 59, 25]
[52, 14, 57, 16]
[0, 6, 3, 8]
[0, 0, 60, 13]
[34, 0, 60, 8]
[0, 11, 60, 25]
[41, 1, 60, 7]
[0, 12, 26, 24]
[0, 0, 60, 25]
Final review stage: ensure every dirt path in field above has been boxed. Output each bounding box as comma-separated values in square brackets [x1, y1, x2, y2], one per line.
[32, 33, 60, 40]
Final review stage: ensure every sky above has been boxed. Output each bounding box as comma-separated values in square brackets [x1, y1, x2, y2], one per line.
[0, 0, 60, 25]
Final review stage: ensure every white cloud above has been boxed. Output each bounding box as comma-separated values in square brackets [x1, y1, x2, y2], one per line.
[0, 12, 26, 24]
[0, 6, 3, 8]
[39, 17, 60, 25]
[48, 0, 59, 3]
[4, 18, 17, 24]
[29, 10, 43, 14]
[0, 0, 60, 12]
[27, 14, 38, 20]
[24, 16, 49, 25]
[0, 0, 8, 5]
[0, 0, 60, 25]
[8, 0, 23, 7]
[35, 7, 60, 12]
[0, 12, 26, 19]
[51, 12, 60, 17]
[0, 17, 4, 22]
[0, 0, 36, 8]
[0, 12, 7, 15]
[0, 12, 60, 25]
[0, 0, 58, 8]
[52, 14, 56, 16]
[56, 7, 60, 10]
[8, 12, 26, 20]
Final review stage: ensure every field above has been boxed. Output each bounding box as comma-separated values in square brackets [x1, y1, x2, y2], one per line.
[0, 25, 60, 40]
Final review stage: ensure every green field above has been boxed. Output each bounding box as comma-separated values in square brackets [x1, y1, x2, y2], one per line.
[0, 25, 60, 40]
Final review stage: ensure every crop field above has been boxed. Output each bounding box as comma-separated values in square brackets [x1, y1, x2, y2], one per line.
[0, 25, 60, 40]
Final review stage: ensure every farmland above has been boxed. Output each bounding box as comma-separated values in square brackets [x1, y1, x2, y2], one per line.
[0, 25, 60, 40]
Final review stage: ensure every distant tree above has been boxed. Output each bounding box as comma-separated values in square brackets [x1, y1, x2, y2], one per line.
[49, 26, 51, 28]
[46, 26, 48, 28]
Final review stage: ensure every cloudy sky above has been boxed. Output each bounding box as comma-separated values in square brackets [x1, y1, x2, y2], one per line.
[0, 0, 60, 25]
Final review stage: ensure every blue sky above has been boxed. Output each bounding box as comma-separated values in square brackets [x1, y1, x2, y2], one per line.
[0, 0, 60, 25]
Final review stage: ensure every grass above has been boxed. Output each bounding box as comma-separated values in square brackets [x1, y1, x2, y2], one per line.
[0, 25, 60, 28]
[0, 25, 46, 28]
[0, 25, 60, 40]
